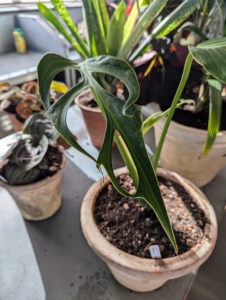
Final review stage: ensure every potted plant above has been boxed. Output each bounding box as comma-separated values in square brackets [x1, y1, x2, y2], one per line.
[0, 81, 66, 131]
[135, 0, 226, 186]
[0, 113, 66, 221]
[37, 0, 202, 147]
[37, 35, 226, 291]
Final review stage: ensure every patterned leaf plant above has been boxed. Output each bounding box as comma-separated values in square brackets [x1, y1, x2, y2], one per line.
[0, 113, 63, 186]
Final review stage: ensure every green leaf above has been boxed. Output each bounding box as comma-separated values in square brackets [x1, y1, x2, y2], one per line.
[37, 2, 86, 58]
[83, 0, 107, 56]
[106, 0, 126, 56]
[50, 0, 89, 58]
[37, 53, 177, 253]
[118, 0, 168, 59]
[122, 0, 143, 44]
[177, 21, 206, 41]
[200, 79, 222, 158]
[189, 37, 226, 83]
[23, 113, 59, 145]
[143, 100, 195, 135]
[130, 0, 202, 61]
[10, 135, 49, 171]
[92, 0, 109, 38]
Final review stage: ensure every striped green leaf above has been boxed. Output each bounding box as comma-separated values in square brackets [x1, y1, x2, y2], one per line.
[118, 0, 168, 59]
[37, 3, 86, 58]
[200, 79, 222, 158]
[106, 1, 127, 56]
[93, 0, 109, 38]
[50, 0, 89, 58]
[130, 0, 202, 61]
[122, 0, 143, 44]
[83, 0, 107, 56]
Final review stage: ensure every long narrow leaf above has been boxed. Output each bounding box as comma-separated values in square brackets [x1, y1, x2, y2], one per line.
[37, 53, 177, 253]
[200, 79, 222, 158]
[50, 0, 89, 57]
[106, 1, 127, 56]
[118, 0, 168, 59]
[143, 100, 195, 135]
[83, 0, 107, 56]
[37, 3, 86, 58]
[93, 0, 109, 37]
[130, 0, 202, 61]
[122, 0, 143, 44]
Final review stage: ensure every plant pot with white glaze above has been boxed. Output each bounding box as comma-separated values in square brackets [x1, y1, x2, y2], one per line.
[81, 167, 217, 292]
[150, 102, 226, 187]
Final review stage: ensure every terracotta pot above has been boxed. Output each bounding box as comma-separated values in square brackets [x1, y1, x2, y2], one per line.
[2, 109, 23, 131]
[150, 103, 226, 187]
[81, 167, 217, 292]
[75, 89, 115, 148]
[0, 156, 66, 221]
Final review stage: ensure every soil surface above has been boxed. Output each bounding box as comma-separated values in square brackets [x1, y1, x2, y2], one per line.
[38, 145, 63, 181]
[162, 101, 226, 131]
[94, 174, 210, 259]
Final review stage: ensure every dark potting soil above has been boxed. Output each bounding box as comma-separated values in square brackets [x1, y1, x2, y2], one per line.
[38, 145, 63, 181]
[94, 174, 210, 259]
[2, 100, 17, 114]
[82, 98, 99, 108]
[163, 101, 226, 131]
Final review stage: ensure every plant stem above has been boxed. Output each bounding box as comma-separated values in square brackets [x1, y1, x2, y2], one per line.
[114, 131, 139, 188]
[152, 53, 193, 170]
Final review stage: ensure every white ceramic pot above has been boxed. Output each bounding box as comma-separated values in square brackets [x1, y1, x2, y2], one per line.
[150, 103, 226, 187]
[80, 167, 217, 292]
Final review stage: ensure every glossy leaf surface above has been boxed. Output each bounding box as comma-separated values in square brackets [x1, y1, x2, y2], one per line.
[37, 53, 177, 252]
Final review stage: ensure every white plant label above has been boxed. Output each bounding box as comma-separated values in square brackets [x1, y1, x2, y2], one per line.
[149, 245, 162, 259]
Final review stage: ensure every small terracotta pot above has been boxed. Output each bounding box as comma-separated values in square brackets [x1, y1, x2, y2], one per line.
[75, 89, 114, 148]
[0, 156, 66, 221]
[81, 167, 217, 292]
[2, 110, 23, 131]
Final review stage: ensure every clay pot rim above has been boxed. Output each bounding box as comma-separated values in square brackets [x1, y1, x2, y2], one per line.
[0, 153, 66, 190]
[75, 89, 102, 113]
[151, 102, 226, 136]
[81, 167, 218, 280]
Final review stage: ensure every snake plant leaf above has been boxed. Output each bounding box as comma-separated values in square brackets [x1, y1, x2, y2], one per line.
[37, 53, 177, 253]
[130, 0, 202, 61]
[200, 79, 222, 158]
[83, 0, 107, 56]
[37, 3, 86, 58]
[50, 0, 89, 58]
[189, 37, 226, 83]
[143, 100, 195, 135]
[119, 0, 168, 59]
[92, 0, 109, 38]
[122, 0, 143, 45]
[106, 0, 127, 56]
